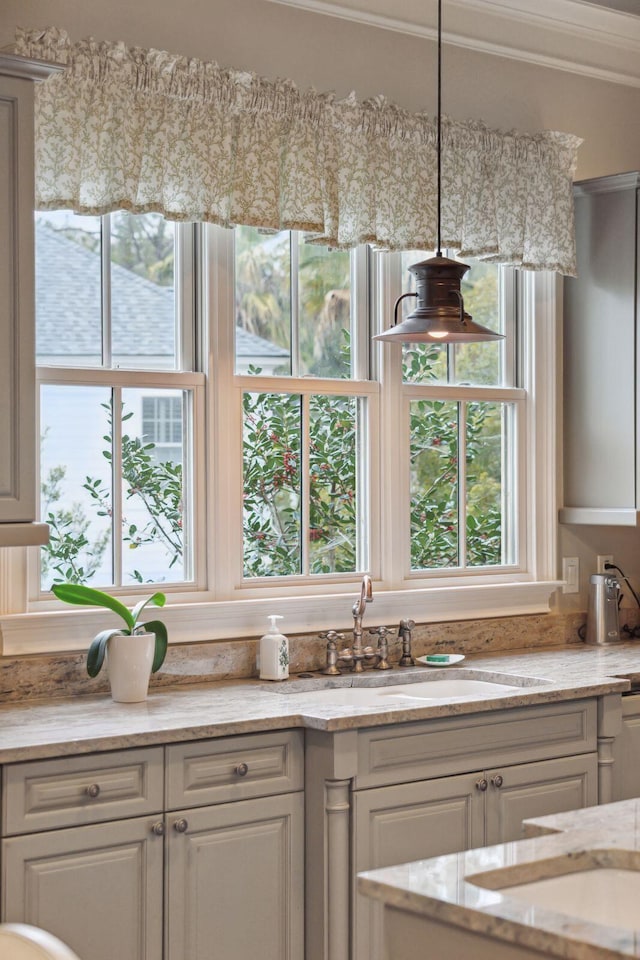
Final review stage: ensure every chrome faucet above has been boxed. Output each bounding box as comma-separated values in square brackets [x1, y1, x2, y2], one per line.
[320, 576, 382, 674]
[350, 574, 373, 672]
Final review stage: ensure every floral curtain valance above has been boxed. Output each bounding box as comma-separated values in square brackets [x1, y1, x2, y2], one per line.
[14, 27, 582, 275]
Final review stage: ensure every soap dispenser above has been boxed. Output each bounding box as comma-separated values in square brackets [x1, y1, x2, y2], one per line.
[259, 615, 289, 681]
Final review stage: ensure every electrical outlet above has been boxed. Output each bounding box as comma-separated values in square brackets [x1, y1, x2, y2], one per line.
[597, 554, 614, 574]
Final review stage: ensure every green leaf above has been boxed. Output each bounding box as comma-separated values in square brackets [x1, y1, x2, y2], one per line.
[87, 628, 126, 677]
[52, 583, 135, 630]
[140, 620, 168, 672]
[131, 592, 166, 628]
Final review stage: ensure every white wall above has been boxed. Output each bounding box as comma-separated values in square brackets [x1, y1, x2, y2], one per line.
[4, 0, 640, 612]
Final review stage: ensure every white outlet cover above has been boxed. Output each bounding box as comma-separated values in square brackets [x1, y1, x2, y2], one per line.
[562, 557, 579, 594]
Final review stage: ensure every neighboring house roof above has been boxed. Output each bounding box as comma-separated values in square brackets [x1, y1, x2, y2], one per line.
[35, 222, 289, 361]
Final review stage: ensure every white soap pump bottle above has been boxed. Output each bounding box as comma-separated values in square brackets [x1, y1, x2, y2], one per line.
[259, 615, 289, 681]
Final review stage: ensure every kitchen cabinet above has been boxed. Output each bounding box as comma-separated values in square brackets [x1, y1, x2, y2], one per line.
[611, 691, 640, 799]
[2, 747, 165, 960]
[0, 55, 57, 546]
[165, 734, 304, 960]
[560, 172, 640, 525]
[1, 731, 304, 960]
[3, 817, 164, 960]
[166, 793, 303, 960]
[306, 698, 599, 960]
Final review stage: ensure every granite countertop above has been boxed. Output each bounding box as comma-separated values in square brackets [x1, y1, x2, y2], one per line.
[0, 642, 638, 762]
[358, 798, 640, 959]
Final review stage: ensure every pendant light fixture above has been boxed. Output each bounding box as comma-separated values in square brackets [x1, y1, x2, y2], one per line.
[374, 0, 503, 344]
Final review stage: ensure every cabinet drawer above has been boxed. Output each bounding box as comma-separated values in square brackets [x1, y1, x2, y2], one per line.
[3, 747, 164, 835]
[355, 700, 597, 789]
[166, 730, 303, 809]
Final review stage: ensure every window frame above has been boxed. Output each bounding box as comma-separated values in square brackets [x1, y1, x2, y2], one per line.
[216, 225, 378, 590]
[396, 262, 522, 578]
[0, 224, 560, 655]
[30, 215, 207, 602]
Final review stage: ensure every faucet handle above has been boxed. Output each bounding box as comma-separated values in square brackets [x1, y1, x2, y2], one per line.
[369, 626, 393, 671]
[320, 631, 345, 676]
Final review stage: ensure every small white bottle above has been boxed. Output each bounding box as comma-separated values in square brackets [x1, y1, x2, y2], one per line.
[259, 615, 289, 681]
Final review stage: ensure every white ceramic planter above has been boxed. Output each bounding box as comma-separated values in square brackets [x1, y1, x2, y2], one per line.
[106, 632, 155, 703]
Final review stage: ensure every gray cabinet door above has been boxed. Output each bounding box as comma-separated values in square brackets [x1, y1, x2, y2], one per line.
[612, 693, 640, 800]
[2, 815, 164, 960]
[484, 754, 598, 845]
[353, 772, 485, 960]
[166, 792, 304, 960]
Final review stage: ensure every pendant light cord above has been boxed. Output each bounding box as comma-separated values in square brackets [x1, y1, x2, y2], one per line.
[436, 0, 442, 257]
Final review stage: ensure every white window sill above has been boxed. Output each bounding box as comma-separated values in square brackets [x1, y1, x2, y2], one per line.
[0, 580, 562, 656]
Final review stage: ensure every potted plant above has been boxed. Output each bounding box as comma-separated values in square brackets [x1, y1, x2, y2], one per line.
[52, 583, 168, 702]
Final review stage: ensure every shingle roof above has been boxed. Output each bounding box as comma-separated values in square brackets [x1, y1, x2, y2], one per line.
[35, 222, 288, 360]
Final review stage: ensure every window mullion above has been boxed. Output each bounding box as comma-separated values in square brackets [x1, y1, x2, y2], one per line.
[182, 389, 194, 583]
[111, 386, 123, 587]
[290, 233, 300, 378]
[448, 343, 456, 384]
[501, 266, 518, 386]
[352, 245, 369, 380]
[458, 401, 467, 570]
[102, 214, 112, 369]
[301, 394, 310, 576]
[356, 397, 371, 574]
[502, 402, 514, 567]
[205, 225, 235, 595]
[377, 251, 406, 588]
[176, 223, 196, 372]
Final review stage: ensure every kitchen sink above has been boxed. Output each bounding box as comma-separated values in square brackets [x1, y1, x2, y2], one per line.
[373, 678, 530, 699]
[269, 668, 551, 704]
[467, 850, 640, 929]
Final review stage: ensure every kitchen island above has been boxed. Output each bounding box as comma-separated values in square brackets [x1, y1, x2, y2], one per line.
[358, 797, 640, 959]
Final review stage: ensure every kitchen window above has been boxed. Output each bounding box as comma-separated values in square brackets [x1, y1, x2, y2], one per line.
[35, 210, 203, 591]
[3, 211, 558, 654]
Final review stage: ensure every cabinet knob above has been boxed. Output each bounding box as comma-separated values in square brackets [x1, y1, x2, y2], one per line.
[151, 821, 165, 836]
[86, 783, 101, 799]
[491, 775, 504, 788]
[235, 762, 249, 778]
[173, 818, 189, 833]
[475, 778, 488, 792]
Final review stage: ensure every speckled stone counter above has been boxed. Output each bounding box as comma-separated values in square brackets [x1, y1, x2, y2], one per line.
[358, 799, 640, 959]
[0, 642, 637, 762]
[523, 797, 640, 839]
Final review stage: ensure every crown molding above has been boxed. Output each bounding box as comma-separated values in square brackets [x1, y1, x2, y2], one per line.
[265, 0, 640, 87]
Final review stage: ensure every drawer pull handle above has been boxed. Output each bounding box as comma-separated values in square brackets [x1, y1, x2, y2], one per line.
[86, 783, 101, 799]
[174, 818, 189, 834]
[235, 762, 249, 778]
[491, 775, 504, 788]
[475, 778, 488, 792]
[151, 821, 165, 836]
